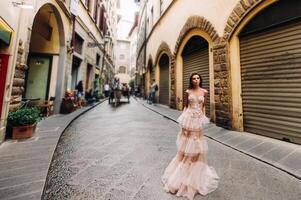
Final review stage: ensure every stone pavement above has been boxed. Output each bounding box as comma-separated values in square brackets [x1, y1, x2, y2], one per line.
[136, 98, 301, 180]
[42, 98, 301, 200]
[1, 97, 300, 200]
[0, 100, 105, 200]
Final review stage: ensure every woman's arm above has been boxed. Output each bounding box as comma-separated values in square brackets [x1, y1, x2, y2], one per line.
[202, 89, 208, 114]
[183, 90, 189, 110]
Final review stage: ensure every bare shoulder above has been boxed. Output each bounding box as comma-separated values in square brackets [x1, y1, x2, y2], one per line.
[185, 89, 190, 94]
[201, 88, 208, 94]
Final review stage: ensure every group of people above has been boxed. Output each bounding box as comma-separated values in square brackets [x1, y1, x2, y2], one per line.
[104, 77, 130, 97]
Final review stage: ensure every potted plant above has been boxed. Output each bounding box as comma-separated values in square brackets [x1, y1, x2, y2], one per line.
[7, 107, 41, 139]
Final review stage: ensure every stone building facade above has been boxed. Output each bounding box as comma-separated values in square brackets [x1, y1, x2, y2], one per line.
[0, 0, 118, 143]
[137, 0, 301, 144]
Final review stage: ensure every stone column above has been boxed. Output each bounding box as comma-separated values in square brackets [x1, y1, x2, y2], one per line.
[170, 56, 176, 109]
[9, 40, 27, 111]
[213, 42, 232, 129]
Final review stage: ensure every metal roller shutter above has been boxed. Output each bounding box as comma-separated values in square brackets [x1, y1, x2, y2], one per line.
[183, 48, 210, 116]
[240, 21, 301, 143]
[159, 63, 169, 105]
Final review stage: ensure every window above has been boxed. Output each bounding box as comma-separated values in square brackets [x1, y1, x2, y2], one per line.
[96, 53, 100, 65]
[119, 54, 125, 60]
[98, 6, 104, 30]
[151, 6, 154, 26]
[118, 66, 126, 73]
[159, 0, 163, 15]
[74, 33, 84, 54]
[84, 0, 90, 9]
[93, 0, 99, 22]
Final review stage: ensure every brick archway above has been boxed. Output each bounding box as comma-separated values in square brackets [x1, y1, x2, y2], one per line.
[154, 42, 173, 66]
[154, 42, 176, 108]
[172, 16, 220, 110]
[174, 16, 219, 56]
[223, 0, 265, 41]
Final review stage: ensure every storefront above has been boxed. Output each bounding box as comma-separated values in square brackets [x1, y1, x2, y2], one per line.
[158, 54, 169, 105]
[238, 0, 301, 143]
[182, 36, 210, 116]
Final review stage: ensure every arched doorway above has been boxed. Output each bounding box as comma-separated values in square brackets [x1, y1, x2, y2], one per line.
[237, 0, 301, 143]
[25, 4, 65, 112]
[158, 54, 170, 105]
[182, 36, 210, 117]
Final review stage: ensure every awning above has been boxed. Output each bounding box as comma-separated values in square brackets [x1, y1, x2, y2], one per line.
[0, 20, 13, 46]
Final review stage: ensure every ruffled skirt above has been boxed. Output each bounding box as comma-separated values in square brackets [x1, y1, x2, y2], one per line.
[177, 108, 210, 131]
[162, 111, 218, 200]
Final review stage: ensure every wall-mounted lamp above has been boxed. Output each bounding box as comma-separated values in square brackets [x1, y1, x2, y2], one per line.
[12, 1, 33, 9]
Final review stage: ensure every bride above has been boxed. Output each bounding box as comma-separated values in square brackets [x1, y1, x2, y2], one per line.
[161, 72, 219, 200]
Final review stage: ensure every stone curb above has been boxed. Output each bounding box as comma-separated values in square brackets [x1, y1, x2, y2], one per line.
[0, 99, 106, 200]
[41, 99, 106, 197]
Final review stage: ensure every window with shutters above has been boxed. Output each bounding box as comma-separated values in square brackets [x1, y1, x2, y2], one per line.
[93, 0, 99, 22]
[159, 0, 163, 15]
[74, 33, 84, 54]
[98, 6, 105, 32]
[84, 0, 90, 10]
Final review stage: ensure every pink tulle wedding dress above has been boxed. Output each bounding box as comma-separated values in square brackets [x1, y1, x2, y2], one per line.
[162, 92, 219, 200]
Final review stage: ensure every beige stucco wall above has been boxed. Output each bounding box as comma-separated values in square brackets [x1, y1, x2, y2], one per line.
[144, 0, 282, 129]
[144, 0, 239, 117]
[146, 0, 239, 61]
[0, 0, 71, 142]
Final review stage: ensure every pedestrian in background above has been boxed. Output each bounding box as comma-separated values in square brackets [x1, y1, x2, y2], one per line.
[148, 78, 158, 104]
[76, 80, 84, 108]
[161, 72, 219, 200]
[104, 83, 110, 97]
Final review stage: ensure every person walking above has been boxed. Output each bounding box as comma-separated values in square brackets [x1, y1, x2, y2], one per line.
[161, 72, 219, 200]
[104, 83, 110, 98]
[75, 80, 84, 108]
[148, 79, 158, 104]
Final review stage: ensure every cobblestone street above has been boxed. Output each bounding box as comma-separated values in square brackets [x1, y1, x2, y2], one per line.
[42, 99, 301, 200]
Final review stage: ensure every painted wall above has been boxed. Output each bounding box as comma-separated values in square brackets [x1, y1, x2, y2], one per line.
[115, 40, 131, 74]
[30, 4, 60, 54]
[0, 0, 71, 142]
[145, 0, 238, 61]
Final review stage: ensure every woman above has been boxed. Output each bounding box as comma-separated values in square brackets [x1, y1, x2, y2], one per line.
[162, 73, 219, 200]
[76, 80, 84, 108]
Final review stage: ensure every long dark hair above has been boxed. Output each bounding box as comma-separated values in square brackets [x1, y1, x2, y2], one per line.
[76, 80, 83, 92]
[188, 73, 202, 89]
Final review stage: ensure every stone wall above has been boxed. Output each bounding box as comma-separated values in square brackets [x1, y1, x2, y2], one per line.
[213, 42, 232, 129]
[223, 0, 263, 41]
[9, 40, 27, 111]
[171, 15, 233, 128]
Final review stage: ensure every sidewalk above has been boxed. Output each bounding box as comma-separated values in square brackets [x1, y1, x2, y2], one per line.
[0, 100, 105, 200]
[136, 98, 301, 180]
